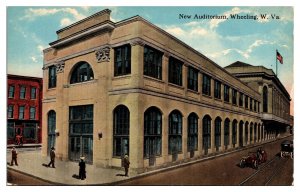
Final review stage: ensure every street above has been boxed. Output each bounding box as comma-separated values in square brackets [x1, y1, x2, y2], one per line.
[7, 136, 293, 186]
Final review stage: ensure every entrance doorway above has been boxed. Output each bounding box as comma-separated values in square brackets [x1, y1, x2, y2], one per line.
[69, 136, 93, 163]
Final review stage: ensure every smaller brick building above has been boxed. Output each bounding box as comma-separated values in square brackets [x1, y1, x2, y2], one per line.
[7, 74, 43, 145]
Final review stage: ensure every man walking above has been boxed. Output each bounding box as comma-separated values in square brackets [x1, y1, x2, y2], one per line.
[123, 154, 130, 177]
[47, 147, 56, 168]
[78, 156, 86, 180]
[10, 147, 18, 166]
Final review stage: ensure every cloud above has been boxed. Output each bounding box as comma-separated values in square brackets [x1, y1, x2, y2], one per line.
[191, 28, 208, 36]
[165, 26, 186, 37]
[210, 7, 243, 29]
[20, 8, 86, 22]
[30, 56, 38, 63]
[60, 18, 73, 27]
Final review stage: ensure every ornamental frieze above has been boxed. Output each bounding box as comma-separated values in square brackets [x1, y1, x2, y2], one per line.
[95, 46, 111, 63]
[55, 61, 65, 73]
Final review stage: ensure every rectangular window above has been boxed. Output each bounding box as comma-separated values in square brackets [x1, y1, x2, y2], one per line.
[202, 74, 211, 96]
[30, 107, 36, 120]
[239, 92, 244, 107]
[224, 85, 230, 102]
[48, 65, 57, 88]
[114, 44, 131, 76]
[19, 106, 25, 119]
[214, 80, 221, 99]
[8, 105, 14, 118]
[250, 98, 253, 111]
[20, 86, 26, 99]
[31, 87, 37, 99]
[8, 85, 15, 98]
[187, 66, 198, 91]
[168, 57, 183, 86]
[245, 95, 249, 108]
[232, 89, 237, 105]
[144, 46, 163, 79]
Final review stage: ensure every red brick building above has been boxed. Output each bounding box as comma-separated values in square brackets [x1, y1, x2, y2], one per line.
[7, 74, 43, 145]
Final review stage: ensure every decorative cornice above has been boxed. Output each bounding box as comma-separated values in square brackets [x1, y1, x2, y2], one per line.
[130, 39, 145, 47]
[95, 46, 111, 63]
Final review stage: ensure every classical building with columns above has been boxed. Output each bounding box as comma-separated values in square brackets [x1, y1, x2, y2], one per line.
[42, 9, 291, 173]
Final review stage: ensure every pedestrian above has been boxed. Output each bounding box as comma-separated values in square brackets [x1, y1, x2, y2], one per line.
[123, 154, 130, 177]
[10, 147, 18, 166]
[78, 156, 86, 180]
[47, 147, 56, 168]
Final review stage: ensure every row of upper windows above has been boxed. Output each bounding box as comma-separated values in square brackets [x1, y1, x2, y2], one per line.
[7, 105, 36, 120]
[8, 85, 37, 100]
[47, 44, 260, 112]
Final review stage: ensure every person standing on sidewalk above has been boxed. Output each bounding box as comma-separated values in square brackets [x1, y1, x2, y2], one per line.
[47, 147, 56, 168]
[10, 147, 18, 166]
[78, 156, 86, 180]
[123, 154, 130, 177]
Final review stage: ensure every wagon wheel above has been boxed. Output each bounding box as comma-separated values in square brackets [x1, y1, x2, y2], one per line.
[253, 160, 258, 169]
[239, 159, 245, 168]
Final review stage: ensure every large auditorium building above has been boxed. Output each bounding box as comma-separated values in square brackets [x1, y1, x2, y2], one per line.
[42, 9, 291, 173]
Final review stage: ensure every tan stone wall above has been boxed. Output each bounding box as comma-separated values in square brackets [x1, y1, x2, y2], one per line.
[42, 14, 266, 171]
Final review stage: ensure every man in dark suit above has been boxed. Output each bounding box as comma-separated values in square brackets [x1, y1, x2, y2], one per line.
[47, 147, 56, 168]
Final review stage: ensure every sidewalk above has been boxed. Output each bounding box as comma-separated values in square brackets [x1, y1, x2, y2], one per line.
[6, 134, 292, 185]
[6, 148, 137, 185]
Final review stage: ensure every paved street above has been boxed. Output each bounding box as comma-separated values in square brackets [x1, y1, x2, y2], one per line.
[119, 136, 293, 185]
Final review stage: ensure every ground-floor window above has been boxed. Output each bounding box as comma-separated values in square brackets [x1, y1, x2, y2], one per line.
[23, 123, 37, 139]
[245, 122, 249, 144]
[144, 107, 162, 158]
[215, 117, 221, 151]
[113, 105, 130, 158]
[203, 115, 211, 154]
[224, 119, 230, 148]
[250, 123, 253, 142]
[168, 110, 182, 156]
[69, 105, 93, 163]
[7, 122, 15, 139]
[188, 113, 198, 152]
[232, 120, 237, 147]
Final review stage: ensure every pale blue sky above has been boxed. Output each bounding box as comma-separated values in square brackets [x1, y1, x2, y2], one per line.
[6, 6, 294, 112]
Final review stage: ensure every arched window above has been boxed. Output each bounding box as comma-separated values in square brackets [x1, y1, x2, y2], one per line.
[263, 86, 268, 112]
[224, 118, 230, 149]
[250, 122, 253, 142]
[254, 123, 257, 142]
[47, 110, 56, 153]
[168, 110, 182, 155]
[215, 117, 222, 151]
[144, 107, 162, 158]
[70, 61, 94, 84]
[245, 122, 249, 144]
[232, 120, 238, 147]
[188, 113, 198, 152]
[113, 105, 130, 157]
[203, 115, 211, 154]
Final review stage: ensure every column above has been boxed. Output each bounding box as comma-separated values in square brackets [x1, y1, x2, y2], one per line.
[130, 41, 144, 88]
[182, 116, 188, 159]
[162, 113, 169, 163]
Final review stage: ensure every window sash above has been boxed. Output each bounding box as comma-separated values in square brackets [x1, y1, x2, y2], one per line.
[144, 46, 162, 79]
[9, 86, 15, 98]
[31, 87, 36, 99]
[214, 80, 221, 99]
[19, 106, 25, 119]
[202, 74, 211, 96]
[30, 107, 36, 120]
[187, 67, 198, 91]
[168, 57, 183, 86]
[20, 86, 26, 99]
[8, 105, 14, 118]
[114, 45, 131, 76]
[48, 66, 57, 88]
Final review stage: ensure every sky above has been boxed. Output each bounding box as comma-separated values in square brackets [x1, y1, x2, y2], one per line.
[6, 6, 294, 114]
